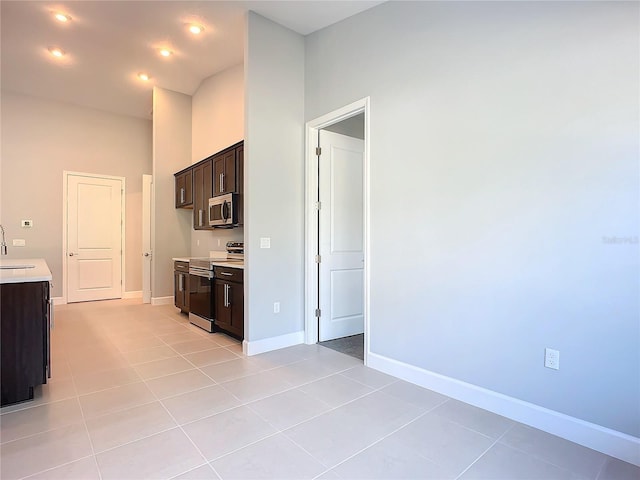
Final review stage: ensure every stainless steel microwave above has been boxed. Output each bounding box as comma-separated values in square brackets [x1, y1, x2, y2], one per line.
[208, 193, 238, 227]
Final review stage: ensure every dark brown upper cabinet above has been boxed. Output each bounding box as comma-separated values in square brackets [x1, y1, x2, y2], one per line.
[213, 149, 237, 196]
[174, 169, 193, 208]
[193, 159, 213, 230]
[174, 141, 243, 229]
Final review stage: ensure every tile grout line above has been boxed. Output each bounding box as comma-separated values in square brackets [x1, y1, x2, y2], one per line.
[168, 362, 384, 473]
[453, 423, 514, 480]
[17, 455, 96, 480]
[11, 301, 619, 480]
[295, 392, 456, 478]
[7, 305, 203, 479]
[68, 310, 103, 480]
[302, 408, 437, 479]
[489, 432, 607, 479]
[135, 339, 233, 480]
[32, 316, 105, 480]
[9, 368, 93, 480]
[166, 463, 221, 480]
[67, 335, 217, 478]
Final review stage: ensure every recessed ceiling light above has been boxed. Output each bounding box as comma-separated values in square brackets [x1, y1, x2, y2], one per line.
[159, 48, 172, 57]
[48, 46, 65, 57]
[54, 12, 72, 22]
[188, 23, 204, 35]
[137, 72, 151, 81]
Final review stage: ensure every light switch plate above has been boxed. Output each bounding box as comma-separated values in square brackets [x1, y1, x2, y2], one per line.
[13, 239, 26, 247]
[260, 237, 271, 249]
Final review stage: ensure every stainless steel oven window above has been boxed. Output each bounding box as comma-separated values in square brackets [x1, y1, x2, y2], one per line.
[188, 268, 214, 321]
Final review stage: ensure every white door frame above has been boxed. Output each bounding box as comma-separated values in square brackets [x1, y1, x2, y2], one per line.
[304, 97, 371, 364]
[62, 171, 126, 304]
[142, 174, 153, 304]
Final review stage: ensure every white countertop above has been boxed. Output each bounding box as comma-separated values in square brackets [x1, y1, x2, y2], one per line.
[172, 257, 244, 270]
[0, 258, 53, 284]
[211, 260, 244, 270]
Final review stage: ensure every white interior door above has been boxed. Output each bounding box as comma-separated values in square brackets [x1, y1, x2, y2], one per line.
[67, 173, 123, 303]
[318, 130, 365, 341]
[142, 174, 152, 304]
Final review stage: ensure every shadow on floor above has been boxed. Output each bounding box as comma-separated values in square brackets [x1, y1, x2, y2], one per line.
[319, 333, 364, 361]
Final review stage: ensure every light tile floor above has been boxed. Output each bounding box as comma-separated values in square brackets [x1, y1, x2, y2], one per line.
[1, 299, 637, 480]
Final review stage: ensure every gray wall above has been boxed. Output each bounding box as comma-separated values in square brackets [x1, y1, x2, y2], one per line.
[245, 12, 305, 342]
[305, 1, 639, 436]
[0, 91, 152, 298]
[152, 87, 192, 299]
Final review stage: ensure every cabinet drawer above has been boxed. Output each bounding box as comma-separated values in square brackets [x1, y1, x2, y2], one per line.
[214, 266, 243, 283]
[174, 261, 189, 273]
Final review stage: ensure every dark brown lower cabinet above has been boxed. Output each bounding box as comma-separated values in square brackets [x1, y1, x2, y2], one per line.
[0, 281, 51, 406]
[214, 267, 243, 339]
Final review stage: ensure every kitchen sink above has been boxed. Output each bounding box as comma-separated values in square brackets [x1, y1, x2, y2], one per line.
[0, 264, 36, 269]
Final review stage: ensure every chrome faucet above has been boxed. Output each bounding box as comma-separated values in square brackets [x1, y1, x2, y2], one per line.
[0, 225, 7, 255]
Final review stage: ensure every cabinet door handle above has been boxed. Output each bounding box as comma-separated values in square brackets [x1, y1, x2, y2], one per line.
[221, 173, 225, 192]
[224, 283, 230, 307]
[180, 187, 185, 203]
[178, 274, 183, 292]
[199, 209, 203, 226]
[219, 173, 224, 193]
[219, 272, 232, 276]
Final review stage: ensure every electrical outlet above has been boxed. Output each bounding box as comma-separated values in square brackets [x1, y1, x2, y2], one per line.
[273, 302, 280, 313]
[260, 237, 271, 249]
[544, 348, 560, 370]
[21, 220, 33, 228]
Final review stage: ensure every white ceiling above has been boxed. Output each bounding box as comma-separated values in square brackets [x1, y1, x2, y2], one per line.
[1, 1, 383, 120]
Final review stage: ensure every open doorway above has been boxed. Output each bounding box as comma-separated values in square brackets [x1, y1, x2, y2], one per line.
[305, 98, 370, 364]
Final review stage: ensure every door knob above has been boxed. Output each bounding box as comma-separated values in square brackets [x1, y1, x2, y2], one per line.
[144, 253, 151, 257]
[69, 253, 77, 257]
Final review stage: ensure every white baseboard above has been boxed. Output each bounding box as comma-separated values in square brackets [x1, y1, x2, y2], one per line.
[367, 352, 640, 466]
[122, 290, 142, 299]
[151, 296, 174, 306]
[52, 297, 66, 305]
[243, 330, 305, 356]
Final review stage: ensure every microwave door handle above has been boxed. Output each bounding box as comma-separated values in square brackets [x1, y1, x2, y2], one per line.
[223, 201, 229, 222]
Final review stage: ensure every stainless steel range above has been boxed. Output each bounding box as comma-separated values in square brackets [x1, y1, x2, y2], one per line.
[188, 242, 244, 332]
[188, 259, 215, 332]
